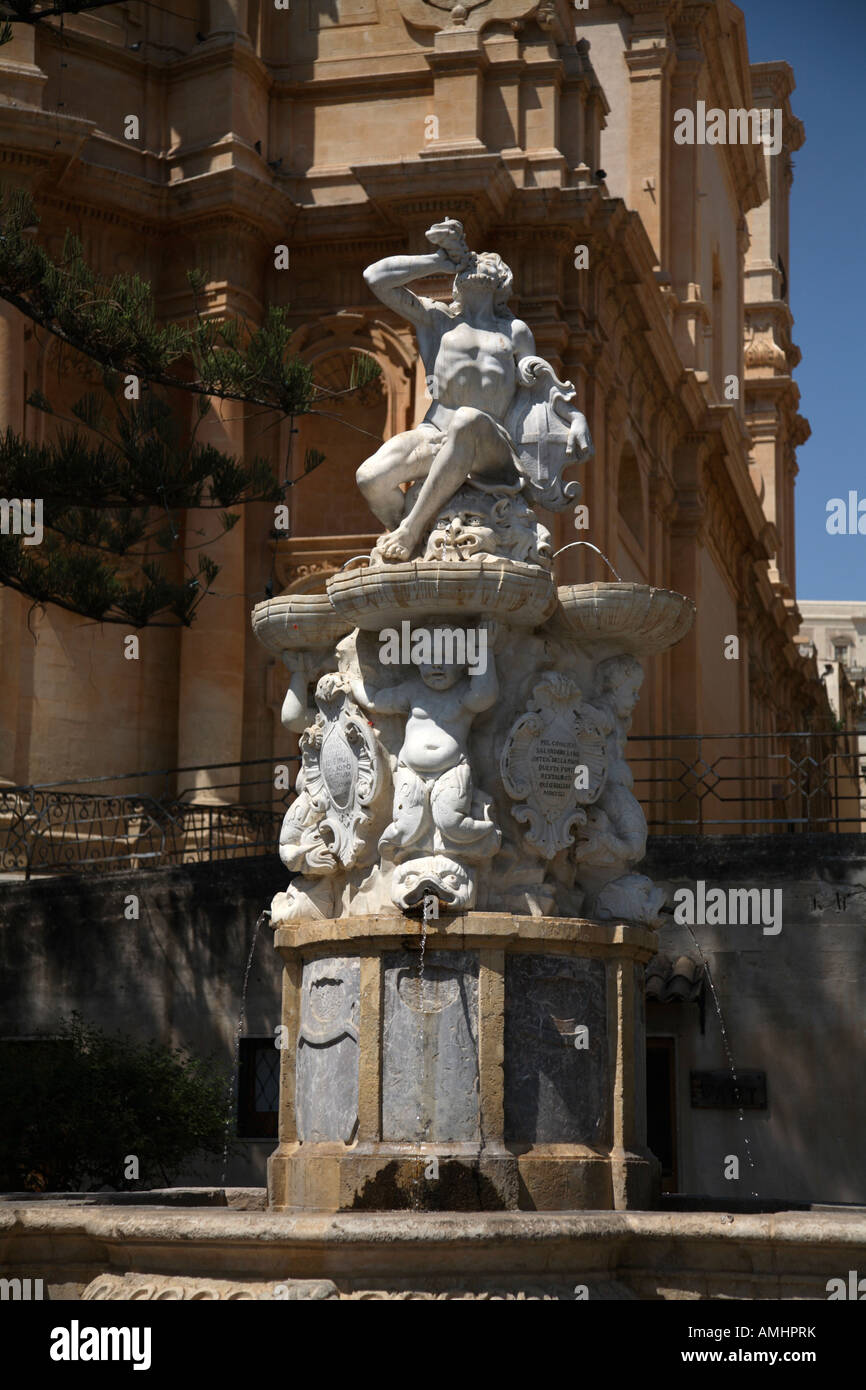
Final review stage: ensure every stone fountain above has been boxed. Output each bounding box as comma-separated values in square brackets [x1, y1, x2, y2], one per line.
[6, 220, 866, 1300]
[251, 217, 694, 1213]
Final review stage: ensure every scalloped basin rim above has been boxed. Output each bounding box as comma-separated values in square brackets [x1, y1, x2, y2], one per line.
[251, 593, 353, 653]
[554, 582, 695, 654]
[326, 558, 558, 630]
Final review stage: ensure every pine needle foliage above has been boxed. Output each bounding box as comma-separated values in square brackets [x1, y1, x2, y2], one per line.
[0, 189, 381, 625]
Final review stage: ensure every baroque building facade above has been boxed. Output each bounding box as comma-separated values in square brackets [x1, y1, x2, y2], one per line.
[0, 0, 828, 824]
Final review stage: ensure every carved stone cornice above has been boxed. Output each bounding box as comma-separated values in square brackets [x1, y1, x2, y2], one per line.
[349, 157, 515, 243]
[749, 62, 806, 156]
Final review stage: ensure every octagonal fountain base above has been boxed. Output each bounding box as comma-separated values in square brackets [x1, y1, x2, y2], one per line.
[268, 909, 658, 1214]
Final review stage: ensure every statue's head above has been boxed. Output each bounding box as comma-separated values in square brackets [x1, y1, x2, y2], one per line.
[594, 654, 644, 719]
[451, 251, 513, 315]
[418, 660, 464, 691]
[425, 489, 500, 562]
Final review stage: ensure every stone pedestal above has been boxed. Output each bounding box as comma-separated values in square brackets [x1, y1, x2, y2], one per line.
[268, 910, 658, 1212]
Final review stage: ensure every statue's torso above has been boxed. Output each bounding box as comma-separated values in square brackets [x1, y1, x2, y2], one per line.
[400, 698, 470, 773]
[422, 317, 516, 423]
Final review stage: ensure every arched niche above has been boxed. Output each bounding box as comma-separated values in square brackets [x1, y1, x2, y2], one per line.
[290, 347, 388, 538]
[284, 318, 414, 541]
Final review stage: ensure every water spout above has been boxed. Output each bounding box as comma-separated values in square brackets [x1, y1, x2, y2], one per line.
[551, 540, 622, 581]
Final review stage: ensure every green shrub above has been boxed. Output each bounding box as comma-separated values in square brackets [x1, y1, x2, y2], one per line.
[0, 1014, 233, 1191]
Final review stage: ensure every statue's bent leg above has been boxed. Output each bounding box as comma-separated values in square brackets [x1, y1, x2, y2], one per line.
[378, 409, 514, 561]
[356, 429, 440, 531]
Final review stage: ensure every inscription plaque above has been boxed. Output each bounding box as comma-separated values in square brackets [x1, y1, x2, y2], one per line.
[500, 673, 609, 858]
[690, 1069, 768, 1110]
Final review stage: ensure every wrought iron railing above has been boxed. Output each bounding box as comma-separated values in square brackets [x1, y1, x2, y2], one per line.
[1, 729, 863, 878]
[0, 758, 297, 879]
[628, 729, 865, 833]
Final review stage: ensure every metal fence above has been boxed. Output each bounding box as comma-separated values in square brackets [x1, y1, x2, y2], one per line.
[1, 729, 863, 878]
[0, 758, 296, 879]
[629, 729, 865, 834]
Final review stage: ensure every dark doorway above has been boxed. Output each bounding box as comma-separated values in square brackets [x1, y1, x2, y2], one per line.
[646, 1036, 678, 1193]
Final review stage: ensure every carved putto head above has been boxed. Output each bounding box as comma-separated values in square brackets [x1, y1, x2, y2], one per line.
[418, 659, 465, 691]
[593, 654, 644, 721]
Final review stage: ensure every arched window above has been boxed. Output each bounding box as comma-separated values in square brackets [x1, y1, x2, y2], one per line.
[618, 444, 645, 548]
[291, 349, 387, 538]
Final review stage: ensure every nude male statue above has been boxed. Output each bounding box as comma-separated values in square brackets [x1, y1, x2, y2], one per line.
[358, 218, 593, 562]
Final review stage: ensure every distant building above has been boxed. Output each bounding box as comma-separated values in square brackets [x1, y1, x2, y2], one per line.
[797, 601, 866, 825]
[797, 601, 866, 680]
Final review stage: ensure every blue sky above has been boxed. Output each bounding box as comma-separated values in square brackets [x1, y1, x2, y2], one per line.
[740, 0, 865, 601]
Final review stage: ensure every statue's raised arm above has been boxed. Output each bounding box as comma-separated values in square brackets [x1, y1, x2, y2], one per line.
[363, 219, 471, 330]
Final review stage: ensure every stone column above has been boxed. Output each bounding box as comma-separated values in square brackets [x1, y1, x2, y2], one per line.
[206, 0, 248, 38]
[0, 22, 46, 106]
[670, 433, 707, 739]
[669, 20, 703, 365]
[522, 39, 567, 186]
[624, 15, 674, 264]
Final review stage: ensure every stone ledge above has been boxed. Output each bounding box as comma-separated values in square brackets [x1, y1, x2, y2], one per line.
[2, 1204, 864, 1301]
[273, 911, 659, 956]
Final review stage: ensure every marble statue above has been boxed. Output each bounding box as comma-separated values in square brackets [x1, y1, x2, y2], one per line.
[358, 218, 593, 562]
[347, 619, 500, 909]
[573, 655, 666, 927]
[254, 215, 694, 923]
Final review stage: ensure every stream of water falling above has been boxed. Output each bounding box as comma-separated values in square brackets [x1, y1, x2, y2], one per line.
[551, 540, 623, 580]
[684, 923, 759, 1199]
[220, 909, 269, 1188]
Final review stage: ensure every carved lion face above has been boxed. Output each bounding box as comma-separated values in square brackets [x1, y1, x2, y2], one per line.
[391, 856, 474, 910]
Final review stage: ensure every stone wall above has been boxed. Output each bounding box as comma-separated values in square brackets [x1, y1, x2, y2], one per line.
[0, 857, 286, 1187]
[643, 834, 866, 1205]
[2, 833, 864, 1203]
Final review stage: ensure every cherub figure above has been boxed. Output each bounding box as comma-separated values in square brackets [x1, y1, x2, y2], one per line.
[347, 623, 501, 862]
[573, 654, 664, 927]
[574, 654, 647, 869]
[275, 648, 338, 881]
[358, 217, 592, 562]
